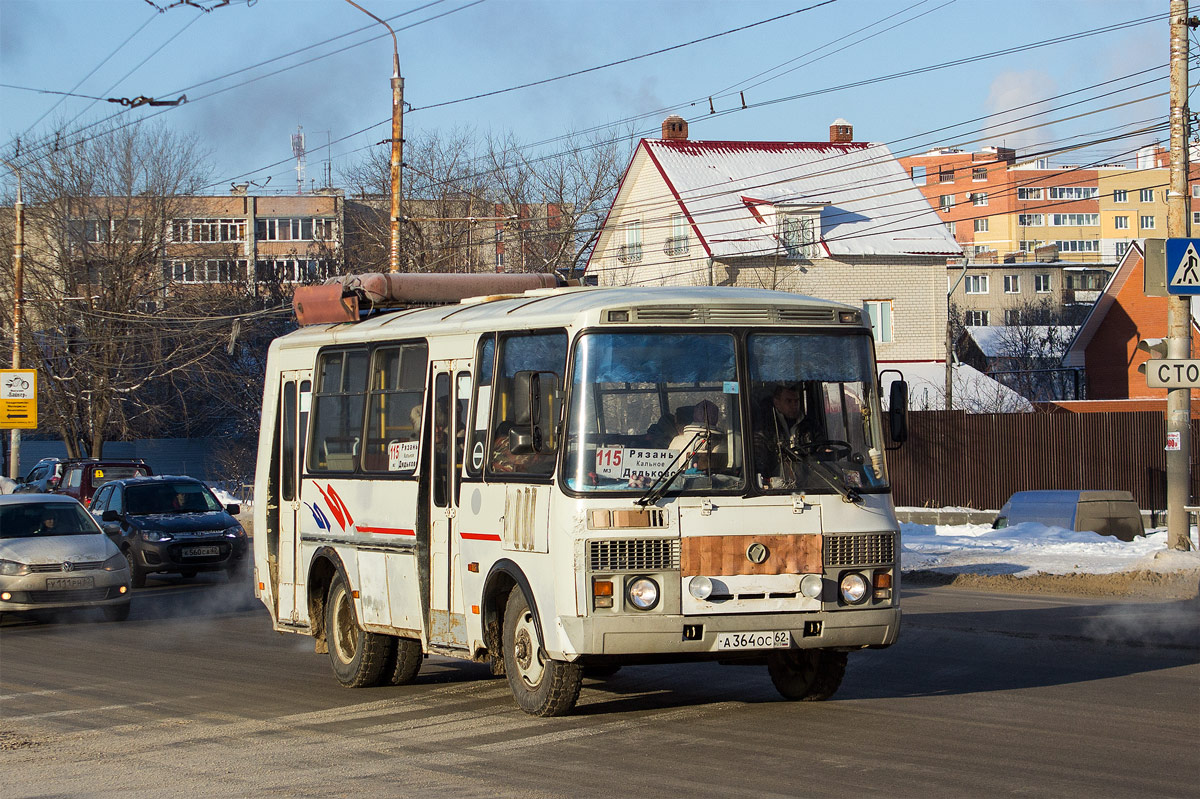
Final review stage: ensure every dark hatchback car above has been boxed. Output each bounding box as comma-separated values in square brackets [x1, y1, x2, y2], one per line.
[16, 458, 152, 506]
[90, 476, 247, 588]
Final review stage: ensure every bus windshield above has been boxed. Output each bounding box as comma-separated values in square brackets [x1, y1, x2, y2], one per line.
[565, 332, 745, 494]
[747, 333, 889, 494]
[565, 329, 889, 497]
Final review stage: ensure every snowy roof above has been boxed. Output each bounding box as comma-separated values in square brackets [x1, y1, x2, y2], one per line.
[963, 325, 1079, 359]
[643, 139, 961, 260]
[881, 361, 1034, 412]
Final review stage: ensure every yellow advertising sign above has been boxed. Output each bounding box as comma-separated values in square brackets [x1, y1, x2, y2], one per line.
[0, 369, 38, 429]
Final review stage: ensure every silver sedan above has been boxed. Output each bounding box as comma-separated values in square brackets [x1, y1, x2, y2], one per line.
[0, 494, 132, 621]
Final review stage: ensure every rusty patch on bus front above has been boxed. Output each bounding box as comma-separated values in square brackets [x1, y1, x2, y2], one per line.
[681, 534, 821, 576]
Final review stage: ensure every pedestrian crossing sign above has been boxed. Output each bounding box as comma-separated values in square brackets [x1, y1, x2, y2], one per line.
[1166, 238, 1200, 294]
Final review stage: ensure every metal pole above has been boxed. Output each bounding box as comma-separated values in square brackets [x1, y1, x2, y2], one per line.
[1, 158, 23, 481]
[342, 0, 403, 273]
[1167, 0, 1193, 550]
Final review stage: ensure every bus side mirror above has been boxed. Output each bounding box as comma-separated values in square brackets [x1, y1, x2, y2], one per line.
[512, 370, 560, 453]
[888, 380, 909, 445]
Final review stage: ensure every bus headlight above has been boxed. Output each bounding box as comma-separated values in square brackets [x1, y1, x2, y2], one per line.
[627, 577, 660, 610]
[839, 572, 869, 604]
[800, 574, 823, 599]
[688, 575, 713, 600]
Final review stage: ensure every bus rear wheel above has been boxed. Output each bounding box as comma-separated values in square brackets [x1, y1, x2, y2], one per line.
[502, 586, 582, 717]
[767, 649, 847, 701]
[325, 573, 391, 688]
[386, 636, 423, 685]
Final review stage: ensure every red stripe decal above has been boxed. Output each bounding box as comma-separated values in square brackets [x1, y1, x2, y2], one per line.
[328, 485, 355, 528]
[355, 525, 416, 536]
[460, 532, 502, 541]
[315, 484, 345, 531]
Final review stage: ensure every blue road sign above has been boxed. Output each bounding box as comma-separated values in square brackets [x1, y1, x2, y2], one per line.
[1166, 238, 1200, 294]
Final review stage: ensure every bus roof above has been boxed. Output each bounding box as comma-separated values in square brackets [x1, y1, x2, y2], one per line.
[274, 285, 863, 349]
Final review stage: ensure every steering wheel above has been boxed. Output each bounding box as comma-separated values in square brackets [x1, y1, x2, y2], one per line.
[794, 438, 853, 461]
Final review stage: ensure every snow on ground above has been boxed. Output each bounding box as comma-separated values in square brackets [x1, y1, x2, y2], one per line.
[901, 520, 1200, 577]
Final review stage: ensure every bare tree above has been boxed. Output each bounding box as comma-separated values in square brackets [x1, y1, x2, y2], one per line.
[0, 121, 254, 457]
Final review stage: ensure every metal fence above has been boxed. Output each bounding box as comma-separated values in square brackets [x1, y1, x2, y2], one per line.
[884, 410, 1197, 511]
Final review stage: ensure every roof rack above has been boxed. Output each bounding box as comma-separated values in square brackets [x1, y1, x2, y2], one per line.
[293, 272, 566, 325]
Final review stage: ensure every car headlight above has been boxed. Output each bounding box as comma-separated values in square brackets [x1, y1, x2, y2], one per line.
[141, 530, 173, 542]
[839, 572, 869, 604]
[224, 525, 245, 538]
[0, 559, 30, 576]
[102, 552, 126, 571]
[626, 577, 660, 611]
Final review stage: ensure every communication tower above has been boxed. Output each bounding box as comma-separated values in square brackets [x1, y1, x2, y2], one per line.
[292, 125, 306, 194]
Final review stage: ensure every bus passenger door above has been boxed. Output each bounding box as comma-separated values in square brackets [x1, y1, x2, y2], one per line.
[276, 370, 311, 624]
[428, 362, 471, 649]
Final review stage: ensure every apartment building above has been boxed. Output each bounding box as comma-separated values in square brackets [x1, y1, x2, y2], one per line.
[949, 261, 1111, 326]
[899, 144, 1193, 264]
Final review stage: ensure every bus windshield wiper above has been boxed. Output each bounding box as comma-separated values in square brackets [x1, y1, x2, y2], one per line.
[791, 446, 861, 504]
[635, 431, 701, 506]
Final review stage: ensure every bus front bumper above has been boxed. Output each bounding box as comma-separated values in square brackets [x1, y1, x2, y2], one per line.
[550, 606, 900, 659]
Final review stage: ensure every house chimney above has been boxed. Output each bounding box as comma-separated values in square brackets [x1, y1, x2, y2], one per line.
[829, 118, 853, 143]
[662, 115, 688, 141]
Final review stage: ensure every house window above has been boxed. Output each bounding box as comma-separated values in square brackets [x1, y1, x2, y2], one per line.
[1192, 211, 1200, 226]
[1035, 274, 1052, 293]
[1053, 240, 1099, 253]
[972, 167, 988, 182]
[1017, 187, 1043, 201]
[974, 218, 989, 233]
[862, 300, 893, 344]
[1050, 213, 1099, 226]
[964, 275, 988, 294]
[1018, 214, 1044, 226]
[1191, 185, 1200, 198]
[1141, 215, 1156, 230]
[617, 219, 642, 263]
[964, 310, 989, 326]
[971, 192, 988, 207]
[665, 213, 689, 256]
[1114, 215, 1129, 230]
[779, 213, 818, 259]
[946, 221, 956, 235]
[1004, 274, 1020, 293]
[1113, 189, 1128, 203]
[1139, 188, 1154, 203]
[1004, 309, 1022, 325]
[1048, 186, 1098, 200]
[1115, 241, 1131, 258]
[255, 259, 337, 283]
[911, 166, 926, 185]
[77, 219, 143, 243]
[939, 194, 955, 211]
[938, 167, 955, 183]
[172, 218, 246, 242]
[254, 218, 327, 241]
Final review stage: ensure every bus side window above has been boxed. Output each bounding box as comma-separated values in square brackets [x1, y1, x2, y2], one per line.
[309, 348, 369, 472]
[488, 331, 567, 477]
[362, 342, 428, 474]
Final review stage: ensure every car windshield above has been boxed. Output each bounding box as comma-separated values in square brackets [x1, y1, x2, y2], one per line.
[565, 332, 745, 494]
[125, 482, 222, 515]
[747, 333, 889, 493]
[0, 502, 103, 538]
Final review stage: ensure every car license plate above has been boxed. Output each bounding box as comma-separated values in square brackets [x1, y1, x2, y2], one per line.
[45, 576, 94, 590]
[715, 630, 791, 650]
[182, 546, 219, 558]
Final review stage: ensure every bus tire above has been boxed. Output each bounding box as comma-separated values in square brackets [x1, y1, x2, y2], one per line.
[767, 649, 847, 701]
[387, 636, 423, 685]
[502, 585, 582, 717]
[325, 573, 391, 688]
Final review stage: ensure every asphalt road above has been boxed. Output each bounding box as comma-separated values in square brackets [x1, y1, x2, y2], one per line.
[2, 573, 1197, 799]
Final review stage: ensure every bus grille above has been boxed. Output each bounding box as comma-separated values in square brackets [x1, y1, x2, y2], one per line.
[823, 533, 895, 567]
[589, 539, 680, 572]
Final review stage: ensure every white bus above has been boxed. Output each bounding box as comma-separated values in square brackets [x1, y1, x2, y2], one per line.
[253, 279, 908, 717]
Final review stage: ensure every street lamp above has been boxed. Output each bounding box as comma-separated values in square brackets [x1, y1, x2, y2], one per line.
[1, 158, 24, 480]
[342, 0, 404, 273]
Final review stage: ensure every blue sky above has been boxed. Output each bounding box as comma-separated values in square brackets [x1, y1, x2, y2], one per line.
[0, 0, 1170, 193]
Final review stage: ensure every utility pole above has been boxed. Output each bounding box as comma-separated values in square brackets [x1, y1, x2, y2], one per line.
[1166, 0, 1194, 550]
[344, 0, 403, 273]
[1, 158, 23, 481]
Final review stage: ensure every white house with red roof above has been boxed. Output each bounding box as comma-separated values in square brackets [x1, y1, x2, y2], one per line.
[587, 117, 961, 364]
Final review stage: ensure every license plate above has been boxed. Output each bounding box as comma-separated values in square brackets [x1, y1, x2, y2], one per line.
[45, 576, 94, 590]
[182, 546, 220, 557]
[715, 630, 791, 650]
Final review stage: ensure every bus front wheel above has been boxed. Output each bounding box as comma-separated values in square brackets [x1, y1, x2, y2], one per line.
[502, 586, 582, 717]
[325, 573, 392, 688]
[767, 649, 847, 701]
